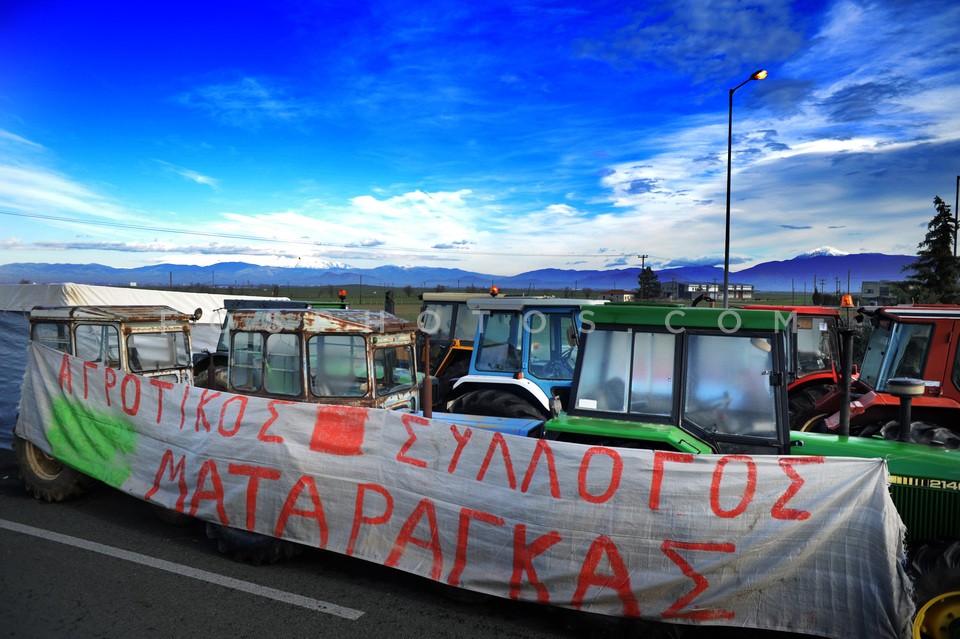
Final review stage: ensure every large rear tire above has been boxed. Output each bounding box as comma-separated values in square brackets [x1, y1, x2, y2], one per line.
[205, 523, 303, 565]
[788, 384, 834, 431]
[14, 435, 93, 502]
[911, 540, 960, 639]
[450, 389, 545, 420]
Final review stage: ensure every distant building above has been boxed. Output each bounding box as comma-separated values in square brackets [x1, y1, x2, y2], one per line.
[861, 281, 900, 306]
[662, 282, 754, 301]
[600, 289, 635, 302]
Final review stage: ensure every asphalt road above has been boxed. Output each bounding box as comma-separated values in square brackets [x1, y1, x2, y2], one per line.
[0, 449, 812, 639]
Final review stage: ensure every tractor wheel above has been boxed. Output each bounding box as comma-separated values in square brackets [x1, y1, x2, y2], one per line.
[14, 435, 93, 502]
[874, 421, 960, 449]
[450, 389, 545, 420]
[797, 412, 829, 433]
[911, 540, 960, 639]
[205, 523, 303, 565]
[435, 359, 469, 409]
[788, 384, 834, 431]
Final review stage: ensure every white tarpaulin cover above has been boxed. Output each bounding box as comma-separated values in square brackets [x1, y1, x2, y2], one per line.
[16, 343, 914, 638]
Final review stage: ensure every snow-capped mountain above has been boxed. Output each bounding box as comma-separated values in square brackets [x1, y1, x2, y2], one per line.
[795, 246, 850, 259]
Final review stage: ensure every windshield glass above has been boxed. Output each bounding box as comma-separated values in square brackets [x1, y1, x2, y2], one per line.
[859, 321, 932, 391]
[474, 311, 522, 373]
[127, 331, 191, 372]
[794, 315, 838, 378]
[308, 334, 369, 397]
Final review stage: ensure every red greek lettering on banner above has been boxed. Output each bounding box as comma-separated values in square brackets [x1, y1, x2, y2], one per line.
[275, 476, 329, 549]
[772, 457, 824, 520]
[447, 424, 472, 473]
[649, 451, 694, 510]
[385, 498, 443, 580]
[476, 432, 517, 490]
[149, 378, 174, 424]
[510, 524, 562, 603]
[189, 459, 229, 525]
[396, 413, 428, 468]
[710, 455, 757, 518]
[228, 463, 282, 531]
[447, 508, 505, 587]
[572, 535, 640, 617]
[121, 373, 141, 416]
[104, 367, 117, 407]
[217, 395, 248, 437]
[660, 539, 736, 621]
[520, 439, 561, 498]
[82, 361, 98, 399]
[347, 483, 394, 556]
[194, 389, 222, 432]
[58, 353, 73, 394]
[145, 449, 188, 513]
[178, 386, 190, 429]
[577, 447, 623, 504]
[259, 400, 297, 444]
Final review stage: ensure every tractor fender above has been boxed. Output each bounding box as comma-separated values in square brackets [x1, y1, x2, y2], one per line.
[451, 375, 551, 412]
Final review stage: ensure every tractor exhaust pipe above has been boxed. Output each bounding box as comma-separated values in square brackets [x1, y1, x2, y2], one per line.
[421, 332, 433, 419]
[838, 329, 854, 437]
[886, 378, 925, 443]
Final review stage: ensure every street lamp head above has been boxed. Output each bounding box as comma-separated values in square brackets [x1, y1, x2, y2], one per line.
[751, 69, 768, 81]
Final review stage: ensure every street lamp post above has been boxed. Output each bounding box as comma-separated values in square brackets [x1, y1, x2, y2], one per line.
[723, 68, 768, 308]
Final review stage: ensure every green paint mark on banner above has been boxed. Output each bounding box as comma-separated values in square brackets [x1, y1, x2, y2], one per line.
[47, 398, 137, 487]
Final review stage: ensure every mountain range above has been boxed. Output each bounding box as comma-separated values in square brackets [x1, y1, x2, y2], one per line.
[0, 247, 915, 293]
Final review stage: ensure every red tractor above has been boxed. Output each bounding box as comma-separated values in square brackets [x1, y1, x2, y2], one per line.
[743, 304, 844, 429]
[805, 304, 960, 447]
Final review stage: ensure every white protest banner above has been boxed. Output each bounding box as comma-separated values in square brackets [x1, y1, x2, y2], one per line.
[16, 342, 913, 637]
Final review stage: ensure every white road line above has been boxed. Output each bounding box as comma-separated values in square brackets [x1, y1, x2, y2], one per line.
[0, 518, 364, 620]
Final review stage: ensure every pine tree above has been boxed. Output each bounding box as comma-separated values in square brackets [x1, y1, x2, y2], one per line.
[637, 267, 662, 300]
[904, 196, 960, 303]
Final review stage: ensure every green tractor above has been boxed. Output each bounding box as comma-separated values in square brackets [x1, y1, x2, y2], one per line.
[544, 304, 960, 639]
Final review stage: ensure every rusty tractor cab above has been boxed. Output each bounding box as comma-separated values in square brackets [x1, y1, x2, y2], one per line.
[224, 307, 420, 411]
[743, 304, 844, 428]
[807, 304, 960, 447]
[16, 305, 196, 501]
[193, 299, 314, 389]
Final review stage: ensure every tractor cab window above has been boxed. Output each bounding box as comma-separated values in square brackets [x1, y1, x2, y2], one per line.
[264, 333, 301, 396]
[528, 312, 579, 381]
[793, 315, 838, 378]
[573, 329, 675, 416]
[309, 335, 369, 397]
[127, 332, 190, 373]
[31, 322, 72, 354]
[453, 306, 479, 343]
[75, 324, 121, 368]
[419, 303, 454, 342]
[475, 311, 522, 373]
[860, 321, 932, 391]
[683, 334, 777, 438]
[231, 331, 264, 392]
[374, 346, 416, 396]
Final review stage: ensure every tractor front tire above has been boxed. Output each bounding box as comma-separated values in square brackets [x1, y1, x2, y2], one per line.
[205, 523, 303, 565]
[14, 435, 93, 502]
[911, 540, 960, 639]
[450, 389, 544, 420]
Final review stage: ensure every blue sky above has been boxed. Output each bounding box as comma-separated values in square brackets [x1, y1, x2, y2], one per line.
[1, 0, 959, 276]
